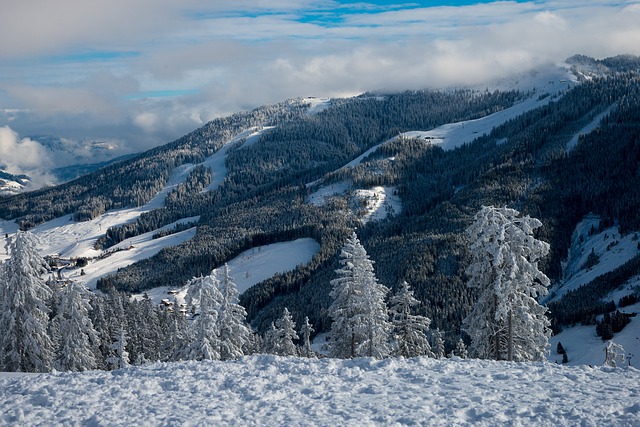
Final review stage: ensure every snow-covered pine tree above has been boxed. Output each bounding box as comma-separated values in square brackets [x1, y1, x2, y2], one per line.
[275, 307, 299, 356]
[107, 326, 130, 370]
[53, 281, 100, 371]
[300, 316, 315, 358]
[262, 323, 278, 355]
[604, 341, 627, 368]
[454, 338, 468, 359]
[217, 264, 251, 360]
[88, 294, 114, 369]
[432, 328, 445, 359]
[462, 206, 551, 362]
[160, 296, 190, 362]
[185, 274, 223, 361]
[389, 281, 433, 358]
[328, 232, 391, 359]
[0, 231, 54, 372]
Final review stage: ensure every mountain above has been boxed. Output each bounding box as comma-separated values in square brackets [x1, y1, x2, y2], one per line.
[0, 170, 29, 196]
[1, 55, 639, 356]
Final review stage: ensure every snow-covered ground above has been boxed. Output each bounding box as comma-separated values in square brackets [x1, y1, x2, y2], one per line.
[547, 215, 640, 303]
[1, 355, 638, 426]
[401, 64, 578, 151]
[135, 238, 321, 305]
[545, 215, 640, 369]
[303, 97, 331, 115]
[352, 186, 402, 223]
[307, 183, 401, 223]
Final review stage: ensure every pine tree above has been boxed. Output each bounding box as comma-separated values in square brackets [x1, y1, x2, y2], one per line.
[604, 341, 626, 368]
[216, 264, 251, 360]
[185, 275, 223, 361]
[107, 326, 130, 370]
[454, 338, 468, 359]
[88, 295, 114, 369]
[160, 296, 190, 362]
[328, 232, 391, 359]
[432, 328, 445, 359]
[0, 231, 54, 372]
[389, 281, 433, 358]
[262, 323, 279, 355]
[53, 281, 100, 372]
[462, 206, 551, 362]
[265, 308, 299, 357]
[300, 316, 315, 358]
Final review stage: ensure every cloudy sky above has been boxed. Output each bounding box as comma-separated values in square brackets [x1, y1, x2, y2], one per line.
[1, 0, 639, 160]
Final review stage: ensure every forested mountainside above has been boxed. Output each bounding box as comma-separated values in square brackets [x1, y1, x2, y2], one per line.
[1, 56, 639, 347]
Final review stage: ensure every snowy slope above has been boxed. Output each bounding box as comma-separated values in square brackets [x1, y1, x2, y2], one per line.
[546, 215, 640, 368]
[546, 215, 640, 303]
[1, 356, 638, 426]
[400, 64, 578, 151]
[135, 238, 321, 305]
[305, 64, 579, 224]
[566, 105, 614, 152]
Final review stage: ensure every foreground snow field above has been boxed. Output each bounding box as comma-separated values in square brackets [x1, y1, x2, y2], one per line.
[1, 356, 639, 426]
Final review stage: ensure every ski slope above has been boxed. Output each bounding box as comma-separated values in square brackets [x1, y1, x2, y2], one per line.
[1, 356, 638, 426]
[134, 238, 321, 305]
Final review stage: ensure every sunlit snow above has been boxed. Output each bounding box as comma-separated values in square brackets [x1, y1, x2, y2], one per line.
[135, 238, 321, 306]
[1, 356, 638, 426]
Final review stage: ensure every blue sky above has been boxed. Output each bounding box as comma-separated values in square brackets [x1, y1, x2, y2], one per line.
[0, 0, 639, 167]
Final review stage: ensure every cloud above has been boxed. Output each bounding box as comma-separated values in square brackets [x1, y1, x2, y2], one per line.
[0, 126, 55, 187]
[1, 1, 639, 156]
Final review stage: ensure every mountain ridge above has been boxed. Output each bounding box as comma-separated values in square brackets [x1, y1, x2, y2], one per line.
[1, 55, 639, 351]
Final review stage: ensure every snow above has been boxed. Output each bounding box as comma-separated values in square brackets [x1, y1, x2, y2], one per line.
[133, 238, 321, 306]
[303, 97, 331, 115]
[352, 186, 401, 223]
[71, 225, 198, 290]
[202, 126, 274, 193]
[544, 214, 640, 369]
[307, 184, 401, 223]
[401, 64, 578, 151]
[400, 93, 555, 151]
[566, 105, 614, 151]
[546, 215, 640, 303]
[1, 355, 639, 426]
[307, 181, 351, 206]
[222, 238, 320, 295]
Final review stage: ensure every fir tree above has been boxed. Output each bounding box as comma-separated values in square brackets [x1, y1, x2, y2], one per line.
[0, 231, 54, 372]
[216, 264, 251, 360]
[328, 232, 391, 359]
[432, 328, 445, 359]
[454, 338, 468, 359]
[268, 308, 299, 357]
[107, 326, 130, 370]
[300, 316, 315, 358]
[604, 341, 626, 368]
[160, 296, 190, 362]
[185, 275, 223, 361]
[462, 206, 551, 362]
[53, 281, 100, 372]
[389, 281, 433, 358]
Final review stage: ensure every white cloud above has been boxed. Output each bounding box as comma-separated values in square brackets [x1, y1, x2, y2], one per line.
[0, 1, 639, 155]
[0, 126, 55, 187]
